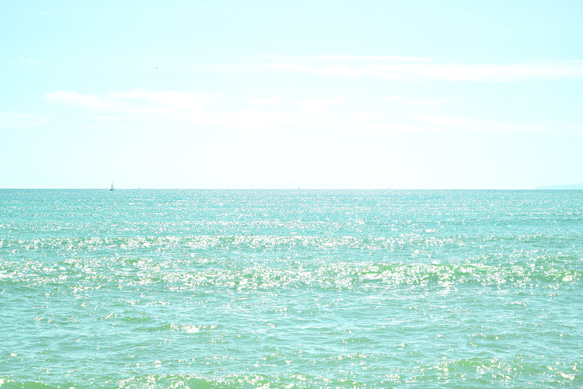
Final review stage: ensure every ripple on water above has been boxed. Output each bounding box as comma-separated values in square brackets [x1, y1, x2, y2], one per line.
[1, 190, 582, 387]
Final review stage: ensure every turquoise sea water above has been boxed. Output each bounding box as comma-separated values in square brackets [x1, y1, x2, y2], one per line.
[1, 189, 582, 388]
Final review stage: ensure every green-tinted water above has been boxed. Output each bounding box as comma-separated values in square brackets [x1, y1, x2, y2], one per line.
[1, 190, 581, 387]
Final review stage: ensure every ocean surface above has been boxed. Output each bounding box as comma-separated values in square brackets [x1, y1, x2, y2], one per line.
[1, 189, 582, 388]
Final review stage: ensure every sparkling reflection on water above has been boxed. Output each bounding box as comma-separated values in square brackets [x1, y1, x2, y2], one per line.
[0, 190, 582, 387]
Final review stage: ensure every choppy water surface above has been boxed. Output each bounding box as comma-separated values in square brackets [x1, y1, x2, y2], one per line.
[1, 190, 582, 388]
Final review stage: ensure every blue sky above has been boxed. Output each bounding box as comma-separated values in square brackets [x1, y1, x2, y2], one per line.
[1, 0, 582, 188]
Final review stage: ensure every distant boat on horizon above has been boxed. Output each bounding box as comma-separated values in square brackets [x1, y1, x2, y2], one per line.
[110, 182, 114, 192]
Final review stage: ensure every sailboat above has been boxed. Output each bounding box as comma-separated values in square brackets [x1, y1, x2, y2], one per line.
[110, 182, 114, 192]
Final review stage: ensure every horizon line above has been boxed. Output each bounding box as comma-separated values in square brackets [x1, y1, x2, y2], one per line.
[1, 187, 577, 191]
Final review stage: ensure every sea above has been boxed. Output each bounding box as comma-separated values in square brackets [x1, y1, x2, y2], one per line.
[0, 189, 581, 388]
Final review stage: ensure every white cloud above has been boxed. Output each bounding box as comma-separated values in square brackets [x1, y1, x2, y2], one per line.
[384, 96, 457, 105]
[14, 57, 41, 66]
[351, 111, 550, 134]
[352, 112, 378, 122]
[261, 55, 432, 62]
[204, 57, 583, 82]
[0, 113, 44, 128]
[371, 62, 583, 81]
[384, 95, 402, 103]
[261, 63, 364, 78]
[410, 114, 549, 133]
[405, 97, 458, 105]
[298, 95, 345, 115]
[365, 124, 438, 132]
[45, 90, 555, 134]
[249, 96, 285, 107]
[195, 110, 304, 128]
[46, 90, 308, 128]
[45, 90, 212, 116]
[122, 90, 214, 112]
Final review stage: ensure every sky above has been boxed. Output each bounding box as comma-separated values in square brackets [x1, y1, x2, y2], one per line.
[1, 0, 583, 189]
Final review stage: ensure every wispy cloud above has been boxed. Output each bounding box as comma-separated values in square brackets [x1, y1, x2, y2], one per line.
[249, 96, 285, 107]
[13, 57, 43, 67]
[298, 95, 345, 115]
[352, 111, 550, 134]
[261, 55, 432, 62]
[46, 90, 306, 128]
[406, 97, 458, 105]
[45, 90, 213, 115]
[407, 113, 549, 133]
[202, 56, 583, 82]
[384, 95, 402, 103]
[45, 90, 555, 134]
[384, 95, 458, 105]
[0, 113, 44, 128]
